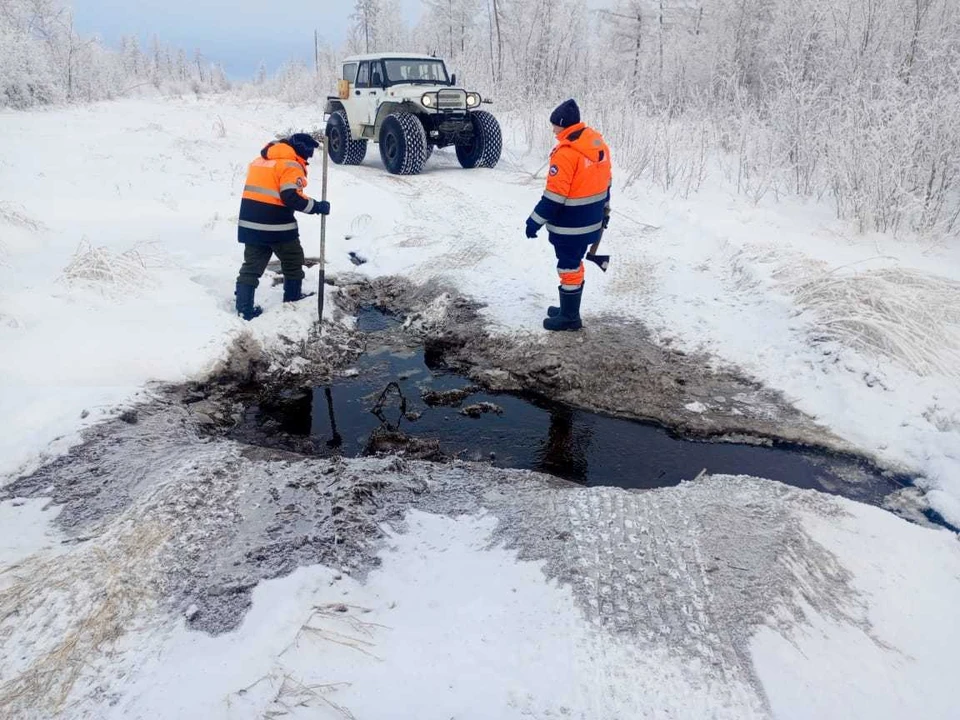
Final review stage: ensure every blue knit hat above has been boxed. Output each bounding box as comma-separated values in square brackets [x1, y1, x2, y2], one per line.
[288, 132, 320, 159]
[549, 99, 580, 128]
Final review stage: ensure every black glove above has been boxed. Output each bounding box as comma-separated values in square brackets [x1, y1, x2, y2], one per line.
[310, 200, 330, 215]
[602, 206, 611, 230]
[525, 217, 541, 239]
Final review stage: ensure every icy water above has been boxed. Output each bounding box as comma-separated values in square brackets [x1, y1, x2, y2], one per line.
[243, 311, 909, 506]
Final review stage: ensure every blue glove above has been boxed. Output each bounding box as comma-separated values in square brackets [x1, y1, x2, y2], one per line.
[310, 200, 330, 215]
[525, 217, 541, 238]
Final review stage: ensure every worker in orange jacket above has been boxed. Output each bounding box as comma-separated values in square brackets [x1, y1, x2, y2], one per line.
[235, 133, 330, 320]
[526, 99, 612, 331]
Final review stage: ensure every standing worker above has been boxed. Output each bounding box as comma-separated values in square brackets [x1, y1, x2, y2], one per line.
[234, 133, 330, 320]
[526, 100, 612, 331]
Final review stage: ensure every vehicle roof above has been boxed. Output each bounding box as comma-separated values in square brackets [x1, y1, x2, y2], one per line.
[343, 53, 445, 63]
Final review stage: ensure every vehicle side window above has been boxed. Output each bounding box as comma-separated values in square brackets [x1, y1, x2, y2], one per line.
[356, 62, 370, 88]
[342, 63, 358, 83]
[370, 62, 384, 88]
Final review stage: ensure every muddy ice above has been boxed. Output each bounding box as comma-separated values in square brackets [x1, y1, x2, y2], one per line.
[189, 271, 870, 457]
[333, 273, 867, 450]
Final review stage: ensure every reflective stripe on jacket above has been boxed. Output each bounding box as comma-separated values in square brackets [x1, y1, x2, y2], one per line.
[238, 141, 315, 245]
[529, 123, 612, 245]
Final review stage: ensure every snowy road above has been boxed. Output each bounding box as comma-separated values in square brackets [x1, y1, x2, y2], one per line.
[1, 97, 959, 521]
[2, 97, 960, 718]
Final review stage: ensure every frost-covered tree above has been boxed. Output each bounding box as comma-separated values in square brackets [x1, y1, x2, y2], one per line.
[378, 0, 412, 50]
[0, 0, 230, 108]
[351, 0, 381, 53]
[0, 0, 61, 106]
[176, 49, 189, 81]
[421, 0, 480, 58]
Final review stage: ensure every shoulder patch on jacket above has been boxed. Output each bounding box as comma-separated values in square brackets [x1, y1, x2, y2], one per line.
[296, 177, 305, 188]
[549, 165, 559, 176]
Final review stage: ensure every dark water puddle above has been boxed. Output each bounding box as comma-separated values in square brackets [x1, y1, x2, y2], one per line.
[241, 315, 912, 509]
[923, 508, 960, 534]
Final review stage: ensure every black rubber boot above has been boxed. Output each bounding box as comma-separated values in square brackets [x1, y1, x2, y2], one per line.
[548, 282, 583, 317]
[235, 283, 263, 321]
[543, 285, 583, 331]
[282, 278, 315, 303]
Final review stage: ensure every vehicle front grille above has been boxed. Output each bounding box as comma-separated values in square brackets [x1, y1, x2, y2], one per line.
[436, 89, 467, 111]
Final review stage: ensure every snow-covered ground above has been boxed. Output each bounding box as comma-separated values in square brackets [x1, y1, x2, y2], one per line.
[3, 442, 959, 719]
[2, 97, 960, 718]
[116, 497, 960, 720]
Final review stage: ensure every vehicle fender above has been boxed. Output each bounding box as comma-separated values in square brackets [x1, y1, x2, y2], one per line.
[325, 98, 345, 118]
[373, 101, 414, 138]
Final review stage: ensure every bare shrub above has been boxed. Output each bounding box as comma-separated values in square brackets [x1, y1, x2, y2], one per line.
[59, 238, 156, 295]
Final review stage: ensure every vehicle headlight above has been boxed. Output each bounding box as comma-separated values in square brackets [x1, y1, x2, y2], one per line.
[466, 93, 481, 108]
[422, 93, 437, 107]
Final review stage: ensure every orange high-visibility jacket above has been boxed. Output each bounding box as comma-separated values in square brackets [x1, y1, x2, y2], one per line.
[529, 123, 612, 244]
[238, 141, 317, 245]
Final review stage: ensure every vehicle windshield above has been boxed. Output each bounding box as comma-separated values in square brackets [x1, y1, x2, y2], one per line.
[383, 59, 449, 85]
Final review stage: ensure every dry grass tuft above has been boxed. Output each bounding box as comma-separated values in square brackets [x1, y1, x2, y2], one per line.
[787, 267, 960, 379]
[230, 672, 356, 719]
[0, 521, 169, 716]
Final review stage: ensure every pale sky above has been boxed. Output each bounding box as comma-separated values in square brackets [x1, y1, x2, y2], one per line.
[72, 0, 424, 79]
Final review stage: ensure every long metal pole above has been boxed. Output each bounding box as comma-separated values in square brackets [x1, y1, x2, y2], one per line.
[318, 135, 329, 325]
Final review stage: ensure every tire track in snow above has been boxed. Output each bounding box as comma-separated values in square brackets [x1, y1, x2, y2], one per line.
[481, 474, 870, 718]
[350, 156, 665, 327]
[340, 156, 560, 320]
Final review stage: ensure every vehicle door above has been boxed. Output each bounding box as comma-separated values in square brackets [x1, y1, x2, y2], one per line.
[353, 61, 383, 128]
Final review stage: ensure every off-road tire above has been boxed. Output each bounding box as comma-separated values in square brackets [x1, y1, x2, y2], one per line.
[423, 143, 434, 164]
[326, 109, 367, 166]
[378, 112, 427, 175]
[455, 110, 502, 169]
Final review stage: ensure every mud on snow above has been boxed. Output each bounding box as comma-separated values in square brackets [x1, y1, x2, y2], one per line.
[0, 271, 937, 717]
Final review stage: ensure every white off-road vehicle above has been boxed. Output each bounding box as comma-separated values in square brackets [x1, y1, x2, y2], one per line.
[324, 53, 502, 175]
